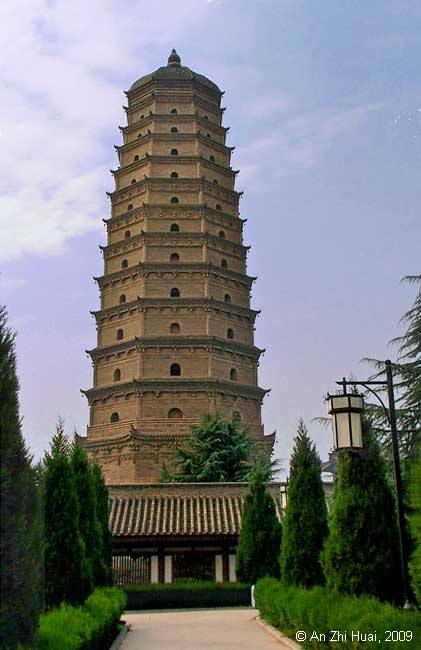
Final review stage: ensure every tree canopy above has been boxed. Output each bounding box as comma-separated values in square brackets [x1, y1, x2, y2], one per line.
[280, 419, 328, 587]
[171, 413, 255, 482]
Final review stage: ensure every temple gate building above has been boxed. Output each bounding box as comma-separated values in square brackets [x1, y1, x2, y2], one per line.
[82, 49, 275, 485]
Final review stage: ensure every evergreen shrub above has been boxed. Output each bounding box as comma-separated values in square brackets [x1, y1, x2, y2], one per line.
[37, 587, 126, 650]
[255, 578, 420, 650]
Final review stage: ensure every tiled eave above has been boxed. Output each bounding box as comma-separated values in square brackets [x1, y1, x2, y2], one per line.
[94, 262, 256, 290]
[103, 204, 246, 228]
[119, 113, 229, 136]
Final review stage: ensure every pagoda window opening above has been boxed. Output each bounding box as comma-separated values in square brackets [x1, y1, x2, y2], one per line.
[140, 114, 144, 119]
[221, 259, 228, 269]
[213, 179, 219, 185]
[170, 108, 178, 114]
[224, 293, 231, 303]
[171, 149, 179, 156]
[170, 287, 180, 298]
[170, 223, 179, 232]
[110, 412, 120, 423]
[170, 196, 179, 204]
[137, 133, 142, 138]
[233, 410, 241, 421]
[204, 115, 209, 120]
[230, 368, 238, 381]
[127, 204, 133, 211]
[121, 259, 128, 269]
[171, 127, 178, 133]
[171, 171, 179, 178]
[170, 322, 180, 334]
[124, 230, 131, 238]
[134, 155, 139, 161]
[119, 294, 126, 304]
[168, 407, 183, 418]
[116, 329, 124, 340]
[170, 253, 180, 263]
[219, 230, 225, 238]
[210, 155, 215, 162]
[206, 133, 211, 138]
[170, 363, 181, 376]
[216, 204, 222, 211]
[113, 369, 121, 382]
[131, 178, 137, 184]
[227, 328, 234, 339]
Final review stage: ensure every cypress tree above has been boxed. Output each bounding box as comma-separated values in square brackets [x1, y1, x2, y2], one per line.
[44, 423, 88, 607]
[236, 463, 282, 583]
[408, 450, 421, 603]
[0, 306, 43, 649]
[280, 419, 328, 587]
[91, 462, 113, 586]
[173, 413, 254, 482]
[322, 420, 402, 603]
[71, 442, 103, 591]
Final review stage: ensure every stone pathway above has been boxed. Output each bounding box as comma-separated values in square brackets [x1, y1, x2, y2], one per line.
[120, 608, 290, 649]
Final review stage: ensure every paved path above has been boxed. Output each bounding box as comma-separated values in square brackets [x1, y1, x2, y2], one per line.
[120, 608, 288, 649]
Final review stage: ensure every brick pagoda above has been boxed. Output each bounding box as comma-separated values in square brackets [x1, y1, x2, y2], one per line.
[81, 50, 274, 485]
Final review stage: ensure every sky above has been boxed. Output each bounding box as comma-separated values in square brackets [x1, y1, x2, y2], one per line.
[1, 0, 420, 478]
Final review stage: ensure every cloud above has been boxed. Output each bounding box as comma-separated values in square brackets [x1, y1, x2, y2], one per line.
[0, 0, 210, 264]
[236, 103, 384, 187]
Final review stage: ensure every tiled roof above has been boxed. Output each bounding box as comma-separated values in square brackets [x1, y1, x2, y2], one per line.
[109, 483, 284, 538]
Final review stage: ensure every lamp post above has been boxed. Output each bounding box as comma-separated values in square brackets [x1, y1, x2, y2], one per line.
[326, 359, 412, 608]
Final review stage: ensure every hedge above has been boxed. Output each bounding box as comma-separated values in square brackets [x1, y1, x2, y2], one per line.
[255, 578, 420, 650]
[124, 580, 249, 592]
[37, 587, 126, 650]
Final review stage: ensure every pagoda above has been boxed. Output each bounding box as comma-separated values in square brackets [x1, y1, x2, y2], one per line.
[82, 50, 274, 484]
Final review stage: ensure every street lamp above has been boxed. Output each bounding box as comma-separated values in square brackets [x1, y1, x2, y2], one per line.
[327, 393, 365, 451]
[326, 360, 413, 609]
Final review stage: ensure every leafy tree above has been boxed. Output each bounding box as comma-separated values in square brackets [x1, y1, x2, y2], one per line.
[280, 419, 328, 587]
[408, 449, 421, 603]
[0, 306, 44, 649]
[44, 422, 88, 607]
[363, 275, 420, 462]
[236, 463, 282, 583]
[71, 443, 105, 592]
[91, 462, 113, 586]
[322, 420, 402, 603]
[172, 413, 255, 482]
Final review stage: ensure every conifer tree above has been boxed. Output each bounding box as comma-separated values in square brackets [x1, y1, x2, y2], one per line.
[71, 442, 104, 591]
[44, 422, 88, 607]
[280, 419, 328, 587]
[173, 413, 254, 482]
[408, 450, 421, 603]
[91, 462, 113, 586]
[236, 463, 281, 583]
[322, 420, 402, 603]
[0, 306, 43, 649]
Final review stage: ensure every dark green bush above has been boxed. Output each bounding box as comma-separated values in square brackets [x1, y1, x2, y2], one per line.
[255, 578, 420, 650]
[37, 587, 126, 650]
[124, 580, 249, 592]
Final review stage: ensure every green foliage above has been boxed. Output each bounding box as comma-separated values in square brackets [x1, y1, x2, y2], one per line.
[236, 463, 282, 583]
[322, 423, 402, 603]
[363, 275, 421, 462]
[280, 419, 328, 587]
[255, 577, 420, 650]
[37, 587, 126, 650]
[71, 444, 103, 595]
[123, 581, 249, 592]
[0, 306, 44, 649]
[172, 413, 255, 482]
[44, 423, 87, 608]
[91, 463, 113, 587]
[409, 451, 421, 603]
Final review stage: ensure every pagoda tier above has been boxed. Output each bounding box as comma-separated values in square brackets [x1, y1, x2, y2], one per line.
[82, 50, 273, 484]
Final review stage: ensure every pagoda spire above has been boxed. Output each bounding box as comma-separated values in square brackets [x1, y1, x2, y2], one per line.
[167, 48, 181, 66]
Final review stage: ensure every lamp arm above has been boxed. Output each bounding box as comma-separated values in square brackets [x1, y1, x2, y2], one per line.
[358, 383, 391, 426]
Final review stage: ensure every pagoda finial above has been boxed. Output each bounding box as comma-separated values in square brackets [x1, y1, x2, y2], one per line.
[168, 48, 181, 66]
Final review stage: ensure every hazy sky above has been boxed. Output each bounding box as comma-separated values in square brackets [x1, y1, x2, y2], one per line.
[1, 1, 420, 477]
